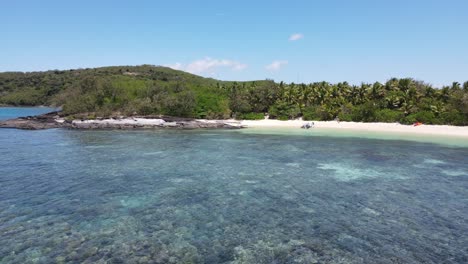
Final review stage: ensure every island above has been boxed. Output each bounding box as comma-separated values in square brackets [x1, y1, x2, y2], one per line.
[1, 65, 467, 131]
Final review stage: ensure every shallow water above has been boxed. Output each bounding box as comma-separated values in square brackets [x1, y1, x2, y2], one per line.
[1, 109, 468, 263]
[240, 127, 468, 148]
[0, 107, 56, 121]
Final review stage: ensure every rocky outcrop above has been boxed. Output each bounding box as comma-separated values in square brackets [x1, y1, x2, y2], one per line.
[0, 112, 64, 130]
[69, 119, 243, 130]
[0, 113, 245, 130]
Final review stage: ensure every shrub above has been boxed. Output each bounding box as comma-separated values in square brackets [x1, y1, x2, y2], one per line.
[268, 102, 300, 120]
[374, 109, 404, 122]
[164, 91, 196, 117]
[62, 95, 96, 115]
[337, 112, 353, 121]
[195, 92, 230, 119]
[137, 99, 155, 115]
[403, 111, 436, 124]
[439, 110, 466, 126]
[336, 104, 353, 121]
[0, 88, 47, 106]
[352, 103, 379, 122]
[237, 112, 264, 120]
[302, 106, 318, 121]
[315, 106, 334, 121]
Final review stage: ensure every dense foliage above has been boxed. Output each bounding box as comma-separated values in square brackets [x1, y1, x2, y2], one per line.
[1, 65, 467, 125]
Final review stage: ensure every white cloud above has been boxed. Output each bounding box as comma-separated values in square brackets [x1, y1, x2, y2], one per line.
[166, 62, 183, 70]
[265, 60, 288, 71]
[165, 57, 247, 75]
[289, 33, 304, 41]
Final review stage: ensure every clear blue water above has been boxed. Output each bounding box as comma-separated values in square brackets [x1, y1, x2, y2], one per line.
[0, 107, 57, 121]
[1, 108, 468, 263]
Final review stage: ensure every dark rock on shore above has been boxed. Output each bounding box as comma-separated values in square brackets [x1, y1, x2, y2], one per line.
[0, 113, 244, 130]
[0, 112, 64, 130]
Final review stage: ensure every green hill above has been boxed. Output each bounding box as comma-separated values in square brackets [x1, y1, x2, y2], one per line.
[0, 65, 274, 119]
[0, 65, 467, 125]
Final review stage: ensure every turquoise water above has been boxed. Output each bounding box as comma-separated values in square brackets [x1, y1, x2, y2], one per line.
[1, 109, 468, 263]
[0, 107, 57, 121]
[240, 127, 468, 148]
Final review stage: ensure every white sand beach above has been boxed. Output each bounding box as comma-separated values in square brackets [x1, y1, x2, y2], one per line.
[240, 119, 468, 138]
[58, 117, 468, 138]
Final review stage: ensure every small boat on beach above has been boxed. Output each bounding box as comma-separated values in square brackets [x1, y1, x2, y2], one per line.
[301, 122, 314, 129]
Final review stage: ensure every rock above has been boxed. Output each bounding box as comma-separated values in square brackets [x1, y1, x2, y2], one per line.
[0, 112, 245, 130]
[0, 112, 63, 130]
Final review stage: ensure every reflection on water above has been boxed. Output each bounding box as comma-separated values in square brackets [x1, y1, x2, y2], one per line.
[0, 129, 467, 263]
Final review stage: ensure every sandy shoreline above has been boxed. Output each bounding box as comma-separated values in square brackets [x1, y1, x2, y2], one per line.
[240, 119, 468, 138]
[2, 112, 468, 138]
[68, 118, 468, 137]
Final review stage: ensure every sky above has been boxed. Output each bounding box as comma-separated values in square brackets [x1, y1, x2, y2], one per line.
[1, 0, 468, 86]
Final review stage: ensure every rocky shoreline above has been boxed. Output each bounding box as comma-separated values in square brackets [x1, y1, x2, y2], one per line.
[0, 112, 245, 130]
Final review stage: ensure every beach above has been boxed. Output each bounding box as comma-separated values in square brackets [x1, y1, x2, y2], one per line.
[68, 118, 468, 138]
[65, 117, 468, 138]
[240, 119, 468, 138]
[2, 112, 468, 140]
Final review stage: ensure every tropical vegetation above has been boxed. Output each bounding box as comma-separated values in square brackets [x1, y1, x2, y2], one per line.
[1, 65, 467, 125]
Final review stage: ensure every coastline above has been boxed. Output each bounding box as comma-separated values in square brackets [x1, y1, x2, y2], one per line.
[0, 113, 244, 130]
[238, 119, 468, 147]
[66, 117, 243, 129]
[240, 119, 468, 138]
[1, 112, 468, 141]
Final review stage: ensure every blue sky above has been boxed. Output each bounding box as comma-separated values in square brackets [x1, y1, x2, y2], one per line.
[1, 0, 467, 86]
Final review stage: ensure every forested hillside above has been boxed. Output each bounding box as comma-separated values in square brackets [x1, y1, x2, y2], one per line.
[1, 65, 467, 125]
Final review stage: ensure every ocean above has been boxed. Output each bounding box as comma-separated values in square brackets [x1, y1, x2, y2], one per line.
[0, 107, 467, 263]
[0, 107, 57, 121]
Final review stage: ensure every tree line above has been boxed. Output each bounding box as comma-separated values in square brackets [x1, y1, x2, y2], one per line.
[0, 65, 467, 125]
[226, 79, 468, 125]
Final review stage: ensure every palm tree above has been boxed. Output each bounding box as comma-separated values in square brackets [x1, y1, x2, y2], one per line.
[368, 82, 385, 101]
[451, 82, 461, 91]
